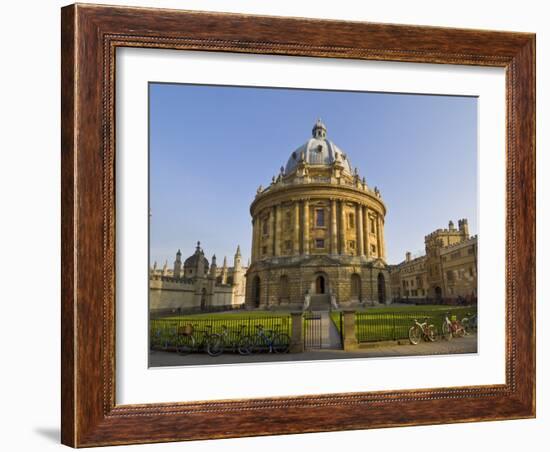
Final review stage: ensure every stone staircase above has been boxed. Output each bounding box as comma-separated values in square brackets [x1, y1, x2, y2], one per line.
[309, 294, 330, 311]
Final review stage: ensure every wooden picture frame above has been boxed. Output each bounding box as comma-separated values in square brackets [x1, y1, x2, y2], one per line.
[61, 3, 535, 447]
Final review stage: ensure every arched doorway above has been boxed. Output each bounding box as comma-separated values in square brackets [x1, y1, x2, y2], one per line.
[279, 275, 289, 304]
[315, 275, 326, 294]
[435, 286, 442, 303]
[252, 276, 261, 308]
[377, 272, 386, 304]
[351, 274, 361, 301]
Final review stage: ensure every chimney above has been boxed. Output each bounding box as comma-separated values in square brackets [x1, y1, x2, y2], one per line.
[405, 251, 411, 262]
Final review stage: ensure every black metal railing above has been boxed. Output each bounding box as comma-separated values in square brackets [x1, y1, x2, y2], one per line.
[355, 307, 477, 342]
[303, 312, 322, 349]
[150, 315, 291, 350]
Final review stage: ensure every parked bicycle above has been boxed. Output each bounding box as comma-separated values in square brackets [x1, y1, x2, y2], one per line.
[176, 324, 219, 356]
[207, 324, 252, 357]
[248, 325, 290, 354]
[150, 322, 180, 351]
[408, 317, 437, 345]
[442, 312, 467, 340]
[461, 312, 478, 333]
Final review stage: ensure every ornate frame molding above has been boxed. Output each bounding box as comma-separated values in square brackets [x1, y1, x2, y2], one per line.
[61, 4, 535, 447]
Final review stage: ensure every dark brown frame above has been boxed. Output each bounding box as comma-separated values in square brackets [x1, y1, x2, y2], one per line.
[61, 3, 536, 447]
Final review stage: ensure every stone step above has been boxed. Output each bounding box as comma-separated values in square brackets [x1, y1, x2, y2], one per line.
[309, 294, 330, 310]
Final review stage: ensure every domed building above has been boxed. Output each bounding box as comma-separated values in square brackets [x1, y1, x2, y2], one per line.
[245, 120, 390, 310]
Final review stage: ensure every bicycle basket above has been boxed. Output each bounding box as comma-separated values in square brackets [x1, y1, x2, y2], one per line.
[179, 324, 194, 336]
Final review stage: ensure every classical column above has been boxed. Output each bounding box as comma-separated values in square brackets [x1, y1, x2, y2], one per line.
[293, 201, 300, 255]
[379, 216, 386, 260]
[376, 214, 382, 259]
[302, 199, 310, 255]
[271, 206, 277, 256]
[356, 203, 364, 257]
[275, 204, 282, 256]
[251, 218, 257, 263]
[339, 200, 346, 255]
[330, 198, 338, 254]
[363, 206, 370, 258]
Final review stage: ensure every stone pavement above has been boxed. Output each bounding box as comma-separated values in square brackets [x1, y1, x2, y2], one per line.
[320, 311, 342, 349]
[149, 333, 477, 367]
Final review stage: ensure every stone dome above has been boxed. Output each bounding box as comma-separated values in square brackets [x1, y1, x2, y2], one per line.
[284, 119, 353, 175]
[184, 242, 209, 271]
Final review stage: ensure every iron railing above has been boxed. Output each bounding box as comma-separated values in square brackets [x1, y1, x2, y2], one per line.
[150, 315, 291, 349]
[355, 307, 477, 342]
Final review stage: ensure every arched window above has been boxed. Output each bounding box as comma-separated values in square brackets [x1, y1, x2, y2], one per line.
[351, 273, 361, 300]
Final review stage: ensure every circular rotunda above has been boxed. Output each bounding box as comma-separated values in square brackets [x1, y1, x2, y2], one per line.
[245, 120, 390, 310]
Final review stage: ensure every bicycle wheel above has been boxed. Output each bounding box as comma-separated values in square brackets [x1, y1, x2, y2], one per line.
[272, 333, 291, 353]
[207, 334, 224, 357]
[461, 318, 470, 333]
[442, 322, 452, 341]
[176, 335, 195, 355]
[250, 336, 266, 354]
[237, 336, 252, 355]
[408, 326, 421, 345]
[456, 324, 466, 338]
[427, 325, 438, 342]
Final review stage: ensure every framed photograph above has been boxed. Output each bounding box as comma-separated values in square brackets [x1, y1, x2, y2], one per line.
[61, 3, 535, 447]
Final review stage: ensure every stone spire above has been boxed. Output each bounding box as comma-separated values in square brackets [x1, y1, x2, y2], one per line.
[173, 249, 182, 278]
[221, 256, 228, 284]
[234, 245, 242, 272]
[209, 254, 217, 277]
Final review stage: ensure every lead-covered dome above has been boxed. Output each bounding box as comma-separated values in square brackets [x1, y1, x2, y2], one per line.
[284, 119, 353, 175]
[184, 242, 209, 271]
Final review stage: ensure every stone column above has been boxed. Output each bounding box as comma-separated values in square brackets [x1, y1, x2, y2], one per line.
[293, 201, 300, 255]
[275, 204, 282, 256]
[251, 218, 257, 263]
[302, 199, 310, 255]
[363, 206, 370, 257]
[289, 311, 304, 353]
[330, 198, 338, 254]
[377, 215, 382, 259]
[339, 200, 346, 255]
[271, 206, 276, 256]
[342, 310, 358, 351]
[356, 203, 364, 257]
[379, 216, 386, 260]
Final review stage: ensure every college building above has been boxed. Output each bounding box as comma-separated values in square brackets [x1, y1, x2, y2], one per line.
[149, 242, 247, 314]
[389, 220, 478, 303]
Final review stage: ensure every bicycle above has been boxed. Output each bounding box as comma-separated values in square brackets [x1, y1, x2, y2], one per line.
[461, 312, 477, 333]
[442, 312, 467, 340]
[408, 317, 437, 345]
[207, 324, 252, 357]
[177, 324, 218, 356]
[248, 325, 290, 354]
[150, 322, 179, 351]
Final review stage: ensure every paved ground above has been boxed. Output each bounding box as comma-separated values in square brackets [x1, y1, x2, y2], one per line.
[149, 333, 477, 367]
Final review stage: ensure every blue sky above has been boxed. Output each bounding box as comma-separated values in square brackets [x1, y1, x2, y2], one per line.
[149, 83, 477, 267]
